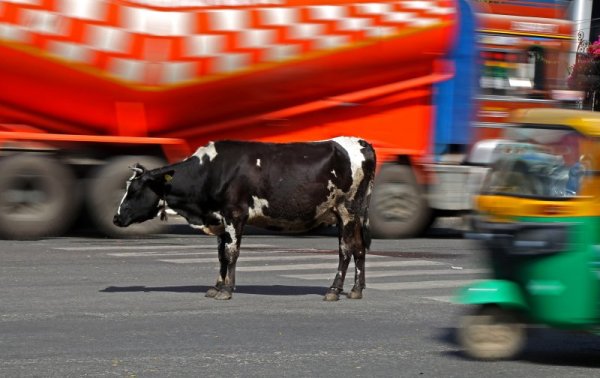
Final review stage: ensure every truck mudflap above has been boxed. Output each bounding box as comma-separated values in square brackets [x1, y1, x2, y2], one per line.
[455, 279, 529, 310]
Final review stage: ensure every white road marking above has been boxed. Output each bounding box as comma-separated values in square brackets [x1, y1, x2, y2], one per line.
[54, 244, 273, 251]
[366, 280, 477, 291]
[423, 296, 456, 303]
[108, 249, 312, 257]
[281, 268, 488, 280]
[96, 245, 484, 298]
[236, 260, 444, 272]
[110, 251, 221, 257]
[158, 254, 385, 264]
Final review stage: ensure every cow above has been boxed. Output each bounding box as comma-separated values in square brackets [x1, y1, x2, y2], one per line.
[113, 137, 376, 301]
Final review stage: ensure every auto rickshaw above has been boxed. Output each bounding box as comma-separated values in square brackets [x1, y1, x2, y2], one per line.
[456, 108, 600, 360]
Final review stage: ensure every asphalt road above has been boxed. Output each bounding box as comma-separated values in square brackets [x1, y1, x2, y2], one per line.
[2, 220, 600, 377]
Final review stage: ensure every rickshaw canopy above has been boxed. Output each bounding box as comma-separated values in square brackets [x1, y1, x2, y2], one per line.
[510, 108, 600, 138]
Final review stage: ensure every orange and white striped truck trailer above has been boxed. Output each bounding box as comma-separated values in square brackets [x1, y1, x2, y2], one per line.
[0, 0, 572, 239]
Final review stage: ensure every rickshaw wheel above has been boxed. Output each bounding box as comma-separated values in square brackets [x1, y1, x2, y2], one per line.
[458, 305, 526, 360]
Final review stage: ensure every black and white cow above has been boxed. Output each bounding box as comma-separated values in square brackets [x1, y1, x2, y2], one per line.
[113, 137, 376, 301]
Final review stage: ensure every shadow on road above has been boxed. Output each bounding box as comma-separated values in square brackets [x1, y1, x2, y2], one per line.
[101, 285, 327, 296]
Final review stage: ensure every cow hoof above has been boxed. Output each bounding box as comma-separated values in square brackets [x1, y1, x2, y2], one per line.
[205, 287, 219, 298]
[214, 290, 232, 300]
[347, 290, 363, 299]
[323, 291, 340, 302]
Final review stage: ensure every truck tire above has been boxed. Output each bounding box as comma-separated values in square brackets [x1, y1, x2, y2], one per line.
[86, 156, 168, 238]
[0, 155, 79, 239]
[369, 164, 433, 239]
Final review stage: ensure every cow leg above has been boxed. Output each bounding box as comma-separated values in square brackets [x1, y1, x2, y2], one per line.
[348, 219, 367, 299]
[205, 235, 228, 298]
[213, 221, 243, 300]
[324, 216, 355, 302]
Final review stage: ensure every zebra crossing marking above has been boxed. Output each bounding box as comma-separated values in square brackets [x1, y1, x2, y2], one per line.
[108, 249, 321, 257]
[110, 251, 219, 257]
[236, 259, 445, 272]
[423, 296, 456, 303]
[366, 280, 477, 291]
[158, 254, 385, 264]
[281, 268, 487, 280]
[98, 245, 484, 295]
[54, 244, 274, 251]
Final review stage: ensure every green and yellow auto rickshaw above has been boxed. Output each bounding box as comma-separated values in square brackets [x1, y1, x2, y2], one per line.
[456, 108, 600, 360]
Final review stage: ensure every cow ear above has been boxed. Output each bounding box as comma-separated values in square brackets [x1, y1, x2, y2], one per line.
[146, 169, 175, 185]
[143, 169, 175, 196]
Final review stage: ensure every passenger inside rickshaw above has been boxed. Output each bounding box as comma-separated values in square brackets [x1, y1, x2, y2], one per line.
[485, 128, 587, 198]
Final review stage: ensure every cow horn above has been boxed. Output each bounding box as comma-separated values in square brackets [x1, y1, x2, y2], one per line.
[129, 165, 144, 175]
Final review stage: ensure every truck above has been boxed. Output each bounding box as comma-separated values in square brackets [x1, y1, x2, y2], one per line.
[0, 0, 573, 239]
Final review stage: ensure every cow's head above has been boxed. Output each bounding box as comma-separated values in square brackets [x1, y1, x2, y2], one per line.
[113, 163, 174, 227]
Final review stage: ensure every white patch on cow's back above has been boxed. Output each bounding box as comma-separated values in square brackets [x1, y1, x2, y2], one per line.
[332, 137, 366, 200]
[331, 169, 337, 177]
[193, 142, 218, 165]
[256, 159, 261, 167]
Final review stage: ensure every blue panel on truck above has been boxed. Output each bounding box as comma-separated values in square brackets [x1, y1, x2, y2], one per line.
[433, 0, 478, 157]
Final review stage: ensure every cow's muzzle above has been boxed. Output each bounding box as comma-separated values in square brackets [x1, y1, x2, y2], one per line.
[113, 214, 125, 227]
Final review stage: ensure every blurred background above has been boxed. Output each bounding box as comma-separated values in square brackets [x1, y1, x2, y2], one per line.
[0, 0, 595, 240]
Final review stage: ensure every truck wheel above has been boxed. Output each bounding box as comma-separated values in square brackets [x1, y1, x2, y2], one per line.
[458, 306, 526, 360]
[369, 165, 433, 238]
[86, 156, 167, 238]
[0, 155, 79, 239]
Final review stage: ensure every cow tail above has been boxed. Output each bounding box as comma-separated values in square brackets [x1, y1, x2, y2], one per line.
[361, 175, 374, 252]
[361, 210, 372, 252]
[361, 141, 376, 253]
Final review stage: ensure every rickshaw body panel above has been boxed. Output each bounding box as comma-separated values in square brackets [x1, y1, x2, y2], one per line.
[457, 279, 528, 311]
[473, 196, 600, 327]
